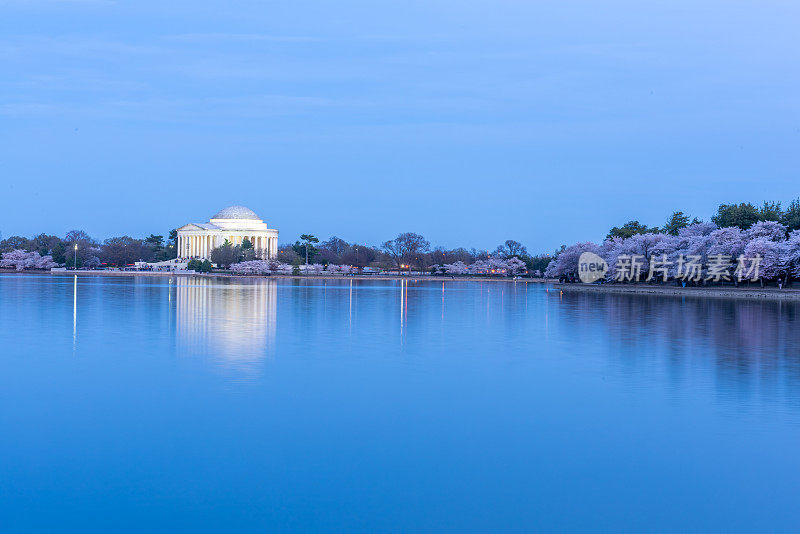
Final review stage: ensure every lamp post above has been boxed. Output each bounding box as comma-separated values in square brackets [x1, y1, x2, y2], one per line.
[73, 243, 78, 270]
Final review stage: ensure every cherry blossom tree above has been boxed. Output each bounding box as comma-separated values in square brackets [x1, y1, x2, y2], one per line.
[707, 227, 746, 258]
[230, 260, 271, 275]
[604, 233, 667, 281]
[678, 222, 717, 237]
[467, 259, 490, 275]
[443, 261, 468, 275]
[780, 231, 800, 278]
[304, 263, 324, 275]
[544, 242, 601, 278]
[743, 238, 782, 282]
[505, 257, 527, 275]
[745, 221, 787, 242]
[0, 250, 57, 271]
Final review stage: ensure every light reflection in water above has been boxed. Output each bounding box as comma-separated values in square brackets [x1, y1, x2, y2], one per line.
[72, 275, 77, 351]
[399, 279, 408, 343]
[174, 277, 277, 376]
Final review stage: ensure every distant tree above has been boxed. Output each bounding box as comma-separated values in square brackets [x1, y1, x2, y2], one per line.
[210, 241, 241, 269]
[277, 246, 301, 264]
[60, 230, 99, 268]
[711, 203, 760, 229]
[525, 254, 553, 276]
[743, 238, 782, 285]
[145, 234, 164, 250]
[663, 211, 690, 236]
[187, 259, 202, 271]
[158, 229, 178, 261]
[0, 250, 57, 271]
[0, 236, 30, 252]
[241, 238, 253, 250]
[65, 230, 93, 245]
[505, 257, 528, 275]
[101, 236, 154, 267]
[544, 242, 601, 278]
[51, 241, 67, 265]
[200, 259, 213, 273]
[84, 256, 102, 269]
[781, 199, 800, 231]
[231, 260, 273, 275]
[443, 261, 469, 275]
[382, 232, 431, 270]
[429, 247, 473, 265]
[27, 234, 61, 256]
[494, 239, 528, 259]
[341, 244, 375, 269]
[317, 236, 349, 265]
[606, 221, 656, 239]
[293, 234, 319, 265]
[320, 236, 349, 256]
[759, 201, 783, 222]
[746, 221, 787, 242]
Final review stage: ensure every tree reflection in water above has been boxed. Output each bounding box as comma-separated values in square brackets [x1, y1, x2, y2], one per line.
[552, 291, 800, 405]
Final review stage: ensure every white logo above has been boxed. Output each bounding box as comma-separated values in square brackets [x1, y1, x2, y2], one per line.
[578, 252, 608, 283]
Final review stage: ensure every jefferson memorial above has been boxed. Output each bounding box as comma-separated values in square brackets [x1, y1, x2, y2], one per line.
[177, 206, 278, 260]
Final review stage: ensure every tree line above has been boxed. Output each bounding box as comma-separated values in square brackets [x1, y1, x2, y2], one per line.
[0, 228, 550, 276]
[0, 230, 178, 268]
[607, 200, 800, 239]
[550, 200, 800, 285]
[274, 233, 551, 275]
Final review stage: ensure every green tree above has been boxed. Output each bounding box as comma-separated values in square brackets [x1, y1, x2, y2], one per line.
[51, 242, 67, 265]
[145, 234, 164, 249]
[210, 240, 241, 269]
[241, 238, 253, 250]
[606, 221, 656, 239]
[0, 235, 31, 252]
[200, 259, 213, 273]
[781, 198, 800, 231]
[525, 254, 553, 276]
[759, 201, 783, 222]
[663, 211, 690, 236]
[187, 259, 202, 271]
[711, 203, 760, 229]
[160, 229, 178, 261]
[294, 234, 319, 264]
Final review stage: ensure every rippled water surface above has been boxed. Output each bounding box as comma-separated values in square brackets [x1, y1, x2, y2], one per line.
[3, 274, 800, 532]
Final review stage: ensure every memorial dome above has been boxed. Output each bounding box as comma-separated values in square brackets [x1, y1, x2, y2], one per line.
[212, 206, 260, 220]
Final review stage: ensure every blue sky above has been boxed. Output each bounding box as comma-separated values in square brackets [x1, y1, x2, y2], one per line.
[1, 0, 798, 252]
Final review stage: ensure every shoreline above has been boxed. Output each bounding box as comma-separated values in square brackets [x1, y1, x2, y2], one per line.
[0, 269, 548, 284]
[554, 282, 800, 301]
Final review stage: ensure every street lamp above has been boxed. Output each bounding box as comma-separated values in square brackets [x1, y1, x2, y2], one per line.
[73, 243, 78, 270]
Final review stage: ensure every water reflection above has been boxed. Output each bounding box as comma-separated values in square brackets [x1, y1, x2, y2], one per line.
[553, 290, 800, 403]
[72, 275, 77, 351]
[174, 277, 277, 376]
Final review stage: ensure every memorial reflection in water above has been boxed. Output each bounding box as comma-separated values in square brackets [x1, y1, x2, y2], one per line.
[174, 277, 277, 374]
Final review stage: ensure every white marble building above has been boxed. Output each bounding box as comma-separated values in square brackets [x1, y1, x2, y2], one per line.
[177, 206, 278, 260]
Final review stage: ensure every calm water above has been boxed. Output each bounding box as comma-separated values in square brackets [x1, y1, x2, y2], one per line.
[2, 274, 800, 532]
